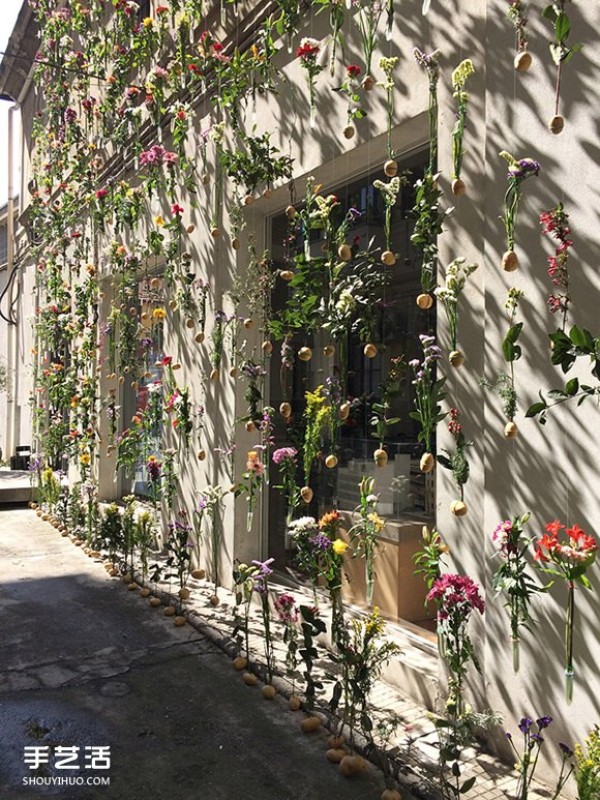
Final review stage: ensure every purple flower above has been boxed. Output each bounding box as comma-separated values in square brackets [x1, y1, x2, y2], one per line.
[309, 533, 332, 551]
[559, 743, 574, 758]
[273, 447, 298, 465]
[536, 716, 553, 730]
[531, 733, 544, 744]
[251, 557, 275, 595]
[518, 717, 533, 734]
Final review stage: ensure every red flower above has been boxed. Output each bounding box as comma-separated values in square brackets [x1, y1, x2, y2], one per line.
[346, 64, 361, 78]
[171, 203, 184, 216]
[156, 5, 169, 14]
[95, 188, 108, 200]
[546, 519, 563, 537]
[158, 356, 173, 367]
[297, 38, 320, 61]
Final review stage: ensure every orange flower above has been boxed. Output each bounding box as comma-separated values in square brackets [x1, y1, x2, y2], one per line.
[319, 510, 340, 530]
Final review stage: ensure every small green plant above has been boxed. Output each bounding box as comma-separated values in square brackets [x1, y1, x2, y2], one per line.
[232, 561, 259, 665]
[526, 324, 600, 423]
[274, 593, 300, 696]
[499, 152, 540, 270]
[298, 605, 326, 713]
[349, 477, 386, 607]
[165, 512, 194, 591]
[100, 504, 124, 568]
[506, 716, 574, 800]
[491, 513, 546, 672]
[450, 59, 475, 193]
[370, 356, 404, 450]
[542, 1, 583, 131]
[329, 608, 400, 750]
[413, 525, 449, 594]
[437, 409, 472, 507]
[220, 132, 293, 195]
[575, 725, 600, 800]
[135, 510, 156, 586]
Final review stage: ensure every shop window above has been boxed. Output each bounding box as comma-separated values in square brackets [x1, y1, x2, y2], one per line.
[268, 150, 435, 558]
[120, 275, 164, 497]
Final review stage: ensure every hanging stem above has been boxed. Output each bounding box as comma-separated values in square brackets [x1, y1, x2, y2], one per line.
[565, 581, 575, 704]
[554, 60, 563, 117]
[428, 76, 438, 173]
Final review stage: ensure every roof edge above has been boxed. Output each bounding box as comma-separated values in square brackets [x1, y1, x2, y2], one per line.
[0, 2, 38, 102]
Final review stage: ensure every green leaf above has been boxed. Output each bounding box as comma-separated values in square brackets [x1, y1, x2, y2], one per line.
[555, 12, 570, 42]
[542, 5, 557, 21]
[570, 325, 593, 350]
[526, 402, 547, 418]
[329, 681, 343, 712]
[460, 777, 477, 794]
[565, 377, 579, 396]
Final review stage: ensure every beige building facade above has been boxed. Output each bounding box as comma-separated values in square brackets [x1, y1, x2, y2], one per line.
[1, 1, 599, 793]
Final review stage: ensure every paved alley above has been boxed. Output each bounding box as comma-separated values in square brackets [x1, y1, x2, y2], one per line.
[0, 507, 394, 800]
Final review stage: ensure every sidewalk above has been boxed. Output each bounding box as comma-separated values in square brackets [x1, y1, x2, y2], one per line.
[0, 507, 393, 800]
[4, 506, 553, 800]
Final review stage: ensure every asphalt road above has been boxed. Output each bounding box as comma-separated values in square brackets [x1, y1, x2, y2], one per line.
[0, 507, 391, 800]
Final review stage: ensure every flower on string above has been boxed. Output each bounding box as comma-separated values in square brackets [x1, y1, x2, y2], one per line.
[272, 446, 297, 466]
[535, 519, 597, 702]
[427, 573, 485, 619]
[274, 593, 299, 624]
[146, 455, 162, 482]
[297, 37, 323, 126]
[540, 203, 573, 327]
[535, 521, 597, 571]
[251, 557, 275, 595]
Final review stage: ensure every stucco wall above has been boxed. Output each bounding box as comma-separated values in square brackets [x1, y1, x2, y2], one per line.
[4, 0, 600, 793]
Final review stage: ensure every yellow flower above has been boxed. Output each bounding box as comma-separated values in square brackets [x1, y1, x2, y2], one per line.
[142, 16, 154, 28]
[152, 307, 166, 321]
[451, 58, 475, 90]
[80, 452, 91, 466]
[368, 512, 385, 533]
[365, 606, 385, 637]
[154, 215, 165, 227]
[332, 538, 348, 556]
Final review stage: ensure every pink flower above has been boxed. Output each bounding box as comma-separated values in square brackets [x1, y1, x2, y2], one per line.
[272, 447, 297, 465]
[171, 203, 184, 216]
[95, 188, 108, 200]
[427, 573, 485, 617]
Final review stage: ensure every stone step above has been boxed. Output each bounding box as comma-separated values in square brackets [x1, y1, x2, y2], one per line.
[0, 470, 32, 505]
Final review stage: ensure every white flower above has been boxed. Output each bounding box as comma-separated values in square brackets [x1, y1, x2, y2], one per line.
[336, 289, 356, 315]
